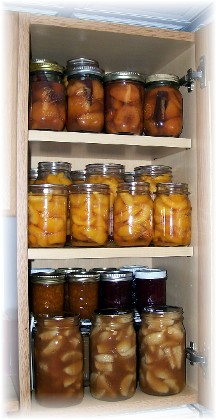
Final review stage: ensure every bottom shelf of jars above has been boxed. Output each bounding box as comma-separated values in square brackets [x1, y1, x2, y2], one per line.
[31, 385, 197, 415]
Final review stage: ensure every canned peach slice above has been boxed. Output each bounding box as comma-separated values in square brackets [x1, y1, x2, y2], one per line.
[146, 371, 169, 394]
[63, 360, 83, 376]
[42, 336, 64, 356]
[38, 217, 65, 233]
[28, 204, 40, 225]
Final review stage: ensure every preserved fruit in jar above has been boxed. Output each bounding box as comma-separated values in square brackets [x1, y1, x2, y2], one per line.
[34, 314, 84, 407]
[113, 182, 153, 246]
[55, 267, 86, 312]
[29, 59, 66, 131]
[66, 58, 104, 132]
[119, 265, 148, 310]
[135, 268, 167, 314]
[28, 184, 68, 248]
[68, 272, 100, 320]
[134, 165, 172, 199]
[69, 183, 110, 247]
[90, 310, 136, 401]
[139, 306, 185, 396]
[28, 168, 38, 184]
[143, 74, 183, 137]
[30, 272, 65, 316]
[70, 170, 86, 184]
[104, 71, 145, 135]
[98, 270, 133, 311]
[153, 182, 192, 246]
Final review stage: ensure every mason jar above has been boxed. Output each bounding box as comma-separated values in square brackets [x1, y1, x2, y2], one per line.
[66, 58, 104, 132]
[70, 170, 86, 184]
[119, 265, 148, 310]
[34, 314, 84, 407]
[69, 183, 110, 247]
[28, 168, 38, 185]
[134, 165, 172, 199]
[30, 272, 65, 316]
[134, 268, 167, 314]
[68, 272, 100, 320]
[99, 270, 133, 311]
[143, 74, 183, 137]
[139, 306, 186, 396]
[113, 182, 153, 246]
[28, 184, 68, 248]
[55, 267, 86, 311]
[90, 310, 136, 401]
[153, 182, 192, 246]
[29, 59, 66, 131]
[104, 71, 145, 134]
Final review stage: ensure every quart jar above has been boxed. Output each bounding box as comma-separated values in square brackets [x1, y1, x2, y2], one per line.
[28, 184, 68, 248]
[134, 165, 172, 199]
[66, 58, 104, 132]
[138, 306, 186, 396]
[98, 270, 133, 311]
[113, 182, 153, 246]
[30, 272, 65, 316]
[34, 314, 84, 407]
[68, 272, 100, 320]
[29, 59, 66, 131]
[153, 182, 192, 246]
[104, 71, 145, 134]
[143, 74, 183, 137]
[134, 268, 167, 314]
[90, 310, 136, 401]
[69, 183, 110, 247]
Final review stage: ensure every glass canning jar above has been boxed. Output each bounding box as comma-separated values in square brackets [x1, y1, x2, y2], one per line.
[113, 182, 153, 246]
[28, 168, 38, 184]
[70, 170, 86, 184]
[134, 268, 167, 314]
[28, 184, 68, 248]
[68, 272, 100, 320]
[98, 270, 133, 311]
[29, 59, 66, 131]
[90, 310, 136, 401]
[33, 314, 84, 407]
[153, 182, 192, 246]
[119, 265, 148, 310]
[66, 58, 104, 132]
[30, 272, 65, 316]
[134, 165, 172, 199]
[139, 306, 186, 396]
[69, 183, 110, 247]
[55, 267, 86, 311]
[104, 71, 145, 135]
[35, 161, 72, 185]
[143, 74, 183, 137]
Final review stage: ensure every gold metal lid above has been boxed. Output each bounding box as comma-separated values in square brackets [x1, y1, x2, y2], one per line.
[30, 59, 64, 74]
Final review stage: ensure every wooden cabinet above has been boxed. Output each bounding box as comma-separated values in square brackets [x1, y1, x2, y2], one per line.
[5, 10, 215, 416]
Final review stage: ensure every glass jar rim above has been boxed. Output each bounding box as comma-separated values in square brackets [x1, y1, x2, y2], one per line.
[85, 163, 125, 174]
[141, 305, 183, 314]
[145, 73, 179, 86]
[38, 161, 72, 171]
[134, 165, 172, 175]
[69, 183, 110, 193]
[104, 71, 145, 83]
[117, 181, 150, 193]
[28, 184, 69, 194]
[156, 182, 189, 194]
[68, 272, 100, 282]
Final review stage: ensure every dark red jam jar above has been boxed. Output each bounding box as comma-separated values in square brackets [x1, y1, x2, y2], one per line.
[99, 270, 132, 311]
[134, 268, 167, 314]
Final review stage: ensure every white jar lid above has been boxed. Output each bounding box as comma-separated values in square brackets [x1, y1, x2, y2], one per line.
[135, 268, 167, 280]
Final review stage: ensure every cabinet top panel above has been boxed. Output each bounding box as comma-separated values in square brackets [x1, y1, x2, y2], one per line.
[28, 14, 194, 75]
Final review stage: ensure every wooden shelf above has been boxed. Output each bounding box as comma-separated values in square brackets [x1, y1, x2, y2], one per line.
[31, 385, 197, 416]
[28, 246, 193, 260]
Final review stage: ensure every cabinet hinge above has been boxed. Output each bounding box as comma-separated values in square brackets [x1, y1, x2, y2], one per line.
[186, 341, 207, 365]
[179, 56, 206, 92]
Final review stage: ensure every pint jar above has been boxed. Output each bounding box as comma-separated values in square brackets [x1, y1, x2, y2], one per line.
[69, 183, 110, 247]
[33, 314, 84, 407]
[119, 265, 148, 310]
[68, 272, 100, 320]
[90, 310, 136, 401]
[104, 71, 145, 134]
[134, 165, 172, 199]
[135, 268, 167, 314]
[139, 306, 186, 396]
[153, 182, 192, 246]
[98, 270, 133, 311]
[113, 182, 153, 246]
[28, 184, 68, 248]
[66, 58, 104, 132]
[55, 267, 86, 311]
[143, 74, 183, 137]
[29, 59, 66, 131]
[30, 272, 65, 316]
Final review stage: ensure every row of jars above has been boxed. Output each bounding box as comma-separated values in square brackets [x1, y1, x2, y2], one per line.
[32, 306, 186, 407]
[30, 266, 167, 320]
[29, 58, 183, 137]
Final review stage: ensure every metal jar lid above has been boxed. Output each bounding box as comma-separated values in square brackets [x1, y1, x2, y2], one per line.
[117, 181, 150, 193]
[55, 268, 86, 275]
[134, 165, 172, 176]
[28, 184, 69, 195]
[85, 163, 125, 175]
[38, 161, 72, 172]
[30, 59, 64, 74]
[67, 57, 99, 68]
[142, 305, 183, 315]
[135, 268, 167, 280]
[68, 272, 100, 283]
[100, 271, 133, 282]
[119, 265, 148, 275]
[30, 273, 66, 284]
[66, 63, 104, 78]
[69, 183, 110, 194]
[104, 71, 145, 83]
[145, 73, 180, 86]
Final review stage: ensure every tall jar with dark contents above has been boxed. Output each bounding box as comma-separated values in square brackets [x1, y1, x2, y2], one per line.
[69, 183, 110, 247]
[134, 268, 167, 314]
[113, 182, 153, 246]
[90, 310, 136, 401]
[104, 71, 145, 135]
[34, 314, 84, 407]
[153, 182, 192, 246]
[139, 306, 186, 396]
[29, 59, 66, 131]
[67, 272, 100, 320]
[85, 163, 125, 240]
[30, 272, 65, 316]
[98, 270, 132, 311]
[66, 58, 104, 132]
[134, 165, 172, 200]
[28, 184, 68, 248]
[143, 74, 183, 137]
